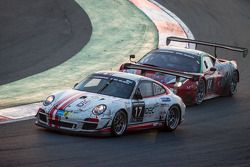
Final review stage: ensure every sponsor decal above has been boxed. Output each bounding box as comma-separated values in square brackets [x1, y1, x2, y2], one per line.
[76, 99, 91, 112]
[55, 110, 72, 119]
[160, 103, 169, 107]
[92, 74, 135, 86]
[64, 111, 71, 117]
[57, 110, 65, 117]
[160, 97, 171, 102]
[144, 104, 159, 116]
[101, 72, 114, 76]
[77, 99, 91, 108]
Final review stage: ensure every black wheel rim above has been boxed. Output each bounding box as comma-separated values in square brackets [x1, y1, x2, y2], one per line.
[196, 80, 205, 104]
[113, 112, 127, 135]
[167, 107, 180, 129]
[230, 74, 237, 95]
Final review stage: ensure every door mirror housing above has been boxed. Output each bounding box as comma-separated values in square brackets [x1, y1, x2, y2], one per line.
[74, 83, 78, 88]
[210, 67, 217, 72]
[133, 89, 143, 100]
[129, 54, 136, 63]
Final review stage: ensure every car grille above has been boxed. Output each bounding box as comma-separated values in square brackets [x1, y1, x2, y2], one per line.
[39, 113, 47, 123]
[82, 123, 98, 130]
[50, 120, 74, 129]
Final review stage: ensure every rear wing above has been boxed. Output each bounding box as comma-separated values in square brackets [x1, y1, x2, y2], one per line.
[166, 36, 248, 58]
[122, 63, 201, 81]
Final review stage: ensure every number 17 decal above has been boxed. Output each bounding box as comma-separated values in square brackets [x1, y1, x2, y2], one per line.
[131, 101, 145, 122]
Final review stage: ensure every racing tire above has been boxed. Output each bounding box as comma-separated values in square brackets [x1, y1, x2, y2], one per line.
[228, 71, 238, 96]
[111, 110, 127, 136]
[196, 79, 206, 105]
[164, 105, 181, 131]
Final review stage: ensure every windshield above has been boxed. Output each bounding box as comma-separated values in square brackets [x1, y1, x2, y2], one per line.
[139, 50, 201, 73]
[74, 74, 135, 99]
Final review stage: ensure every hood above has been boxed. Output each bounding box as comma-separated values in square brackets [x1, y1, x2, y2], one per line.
[51, 89, 121, 113]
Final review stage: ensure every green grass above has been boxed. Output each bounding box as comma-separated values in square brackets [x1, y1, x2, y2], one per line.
[0, 0, 158, 109]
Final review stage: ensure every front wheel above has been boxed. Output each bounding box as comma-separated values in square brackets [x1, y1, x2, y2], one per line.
[111, 110, 127, 136]
[164, 105, 181, 131]
[196, 79, 206, 104]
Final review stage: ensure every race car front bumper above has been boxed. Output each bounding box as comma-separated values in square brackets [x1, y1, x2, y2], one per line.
[35, 111, 112, 136]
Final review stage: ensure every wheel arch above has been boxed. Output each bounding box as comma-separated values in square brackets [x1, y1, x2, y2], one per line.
[235, 69, 240, 82]
[200, 76, 207, 94]
[116, 108, 128, 121]
[169, 104, 182, 125]
[110, 108, 128, 136]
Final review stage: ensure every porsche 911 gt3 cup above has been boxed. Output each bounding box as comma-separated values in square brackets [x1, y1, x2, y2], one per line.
[35, 71, 186, 136]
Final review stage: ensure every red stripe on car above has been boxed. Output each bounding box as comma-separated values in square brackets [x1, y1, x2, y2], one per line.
[127, 122, 154, 130]
[48, 92, 79, 126]
[52, 92, 85, 128]
[58, 93, 85, 110]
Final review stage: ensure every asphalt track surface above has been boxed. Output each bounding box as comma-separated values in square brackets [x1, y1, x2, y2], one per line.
[0, 0, 92, 85]
[1, 1, 250, 167]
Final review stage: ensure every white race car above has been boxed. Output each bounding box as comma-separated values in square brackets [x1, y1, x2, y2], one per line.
[35, 71, 186, 136]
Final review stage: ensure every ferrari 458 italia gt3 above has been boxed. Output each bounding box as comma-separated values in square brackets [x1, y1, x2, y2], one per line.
[120, 37, 248, 105]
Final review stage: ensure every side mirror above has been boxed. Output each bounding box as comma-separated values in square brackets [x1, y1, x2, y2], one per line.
[133, 89, 143, 100]
[166, 38, 171, 46]
[74, 83, 78, 88]
[129, 54, 136, 63]
[210, 67, 217, 72]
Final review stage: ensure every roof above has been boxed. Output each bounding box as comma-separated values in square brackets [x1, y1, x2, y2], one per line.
[94, 71, 154, 82]
[154, 46, 207, 57]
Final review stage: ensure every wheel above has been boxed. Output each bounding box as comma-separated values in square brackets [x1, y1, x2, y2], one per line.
[164, 105, 181, 131]
[196, 79, 206, 104]
[111, 110, 127, 136]
[228, 71, 238, 96]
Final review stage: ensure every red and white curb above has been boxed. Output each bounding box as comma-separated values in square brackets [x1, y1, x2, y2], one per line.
[130, 0, 195, 48]
[0, 103, 41, 124]
[0, 0, 194, 124]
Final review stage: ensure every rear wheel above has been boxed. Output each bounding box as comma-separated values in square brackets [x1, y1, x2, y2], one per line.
[196, 79, 205, 104]
[164, 105, 181, 131]
[111, 110, 127, 136]
[229, 71, 238, 96]
[228, 71, 238, 96]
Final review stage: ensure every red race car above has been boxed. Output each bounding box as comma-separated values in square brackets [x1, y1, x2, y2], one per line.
[120, 37, 248, 105]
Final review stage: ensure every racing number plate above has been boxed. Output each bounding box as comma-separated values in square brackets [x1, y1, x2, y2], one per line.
[131, 101, 145, 122]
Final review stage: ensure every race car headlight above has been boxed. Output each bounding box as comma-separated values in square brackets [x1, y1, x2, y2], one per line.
[43, 95, 55, 106]
[92, 104, 107, 115]
[174, 81, 183, 87]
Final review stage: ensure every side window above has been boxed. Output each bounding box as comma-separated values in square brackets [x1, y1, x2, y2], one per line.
[203, 56, 214, 72]
[138, 81, 153, 98]
[206, 56, 214, 68]
[153, 83, 166, 96]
